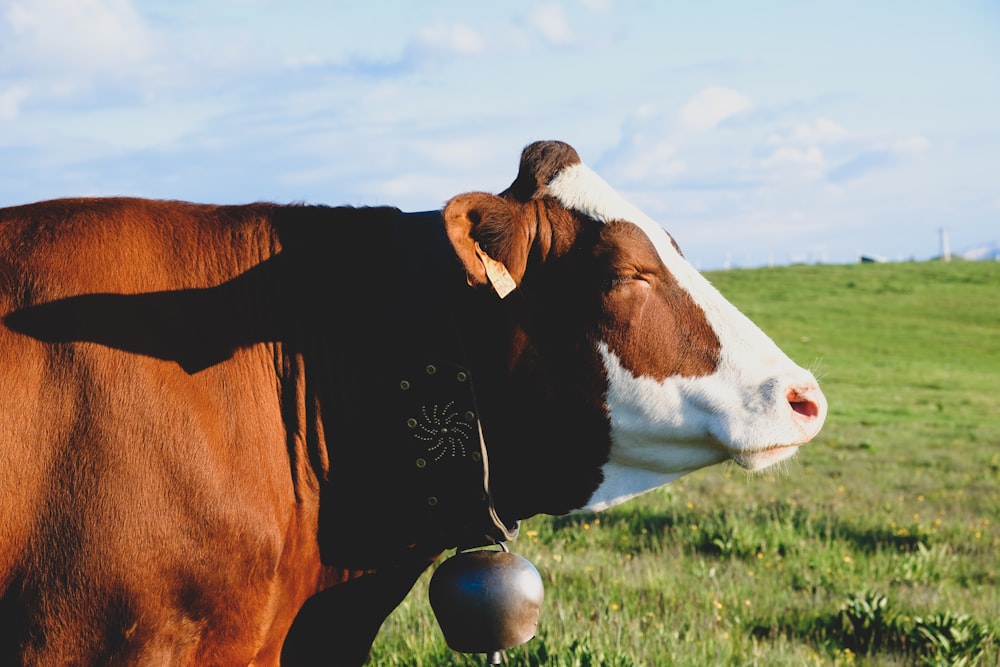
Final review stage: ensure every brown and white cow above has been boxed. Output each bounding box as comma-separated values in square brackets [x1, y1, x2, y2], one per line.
[0, 140, 825, 666]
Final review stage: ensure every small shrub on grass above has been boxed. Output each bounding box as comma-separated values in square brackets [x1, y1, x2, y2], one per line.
[500, 636, 640, 667]
[910, 612, 993, 667]
[818, 591, 996, 666]
[892, 542, 955, 585]
[828, 590, 899, 654]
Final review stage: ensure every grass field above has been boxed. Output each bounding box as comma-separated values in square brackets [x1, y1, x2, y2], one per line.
[369, 259, 1000, 666]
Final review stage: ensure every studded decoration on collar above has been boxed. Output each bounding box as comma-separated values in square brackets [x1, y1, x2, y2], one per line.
[396, 357, 519, 549]
[318, 353, 518, 568]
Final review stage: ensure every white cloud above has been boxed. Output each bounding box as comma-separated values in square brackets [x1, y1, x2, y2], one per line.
[410, 138, 499, 169]
[763, 119, 931, 185]
[3, 0, 155, 73]
[615, 141, 687, 184]
[0, 0, 164, 118]
[760, 118, 854, 178]
[678, 86, 753, 132]
[598, 104, 689, 186]
[417, 21, 487, 56]
[0, 85, 30, 120]
[791, 118, 849, 144]
[761, 145, 826, 169]
[578, 0, 613, 12]
[369, 172, 460, 204]
[892, 135, 930, 157]
[529, 2, 574, 45]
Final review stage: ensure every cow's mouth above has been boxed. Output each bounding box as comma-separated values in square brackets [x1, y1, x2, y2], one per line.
[732, 443, 800, 472]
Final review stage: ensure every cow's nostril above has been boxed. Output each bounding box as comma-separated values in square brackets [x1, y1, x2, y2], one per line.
[787, 386, 822, 419]
[790, 399, 819, 418]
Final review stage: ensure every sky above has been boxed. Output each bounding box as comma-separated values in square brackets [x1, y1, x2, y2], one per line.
[1, 0, 998, 270]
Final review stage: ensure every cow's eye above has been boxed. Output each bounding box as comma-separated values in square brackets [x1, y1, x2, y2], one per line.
[606, 272, 646, 291]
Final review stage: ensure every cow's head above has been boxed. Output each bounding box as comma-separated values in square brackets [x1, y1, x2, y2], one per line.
[443, 140, 826, 518]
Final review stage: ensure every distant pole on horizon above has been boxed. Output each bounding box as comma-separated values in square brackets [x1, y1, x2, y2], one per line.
[940, 228, 951, 262]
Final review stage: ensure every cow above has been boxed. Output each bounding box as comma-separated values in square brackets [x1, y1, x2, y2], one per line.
[0, 140, 826, 666]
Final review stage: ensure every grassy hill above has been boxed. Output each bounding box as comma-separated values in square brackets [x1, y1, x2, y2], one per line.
[370, 260, 1000, 666]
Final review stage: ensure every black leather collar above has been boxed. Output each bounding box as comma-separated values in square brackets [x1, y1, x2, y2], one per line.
[318, 210, 517, 568]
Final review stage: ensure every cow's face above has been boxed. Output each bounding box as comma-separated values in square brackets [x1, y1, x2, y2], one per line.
[445, 141, 827, 514]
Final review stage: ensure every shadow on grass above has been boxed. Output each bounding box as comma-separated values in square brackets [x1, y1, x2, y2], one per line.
[545, 501, 929, 558]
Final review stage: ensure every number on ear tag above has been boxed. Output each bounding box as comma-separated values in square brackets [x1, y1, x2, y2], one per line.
[474, 243, 516, 299]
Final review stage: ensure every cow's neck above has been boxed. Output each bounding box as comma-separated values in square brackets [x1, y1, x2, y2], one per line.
[279, 205, 606, 565]
[444, 237, 611, 523]
[294, 208, 518, 568]
[454, 300, 612, 521]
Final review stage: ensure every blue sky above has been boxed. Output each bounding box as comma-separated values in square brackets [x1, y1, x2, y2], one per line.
[2, 0, 997, 269]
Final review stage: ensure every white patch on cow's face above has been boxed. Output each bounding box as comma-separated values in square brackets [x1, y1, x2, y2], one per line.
[547, 163, 827, 513]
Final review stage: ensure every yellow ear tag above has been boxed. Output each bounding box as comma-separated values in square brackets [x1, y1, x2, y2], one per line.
[474, 243, 516, 299]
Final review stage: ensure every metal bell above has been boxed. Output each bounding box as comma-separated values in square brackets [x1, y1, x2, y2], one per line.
[429, 544, 544, 658]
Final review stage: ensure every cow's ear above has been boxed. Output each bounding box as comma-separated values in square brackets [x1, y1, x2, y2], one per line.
[443, 192, 520, 298]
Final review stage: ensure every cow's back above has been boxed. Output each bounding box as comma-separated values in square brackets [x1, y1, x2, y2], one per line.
[0, 199, 313, 665]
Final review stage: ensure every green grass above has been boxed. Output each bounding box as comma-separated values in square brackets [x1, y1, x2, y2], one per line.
[369, 260, 1000, 666]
